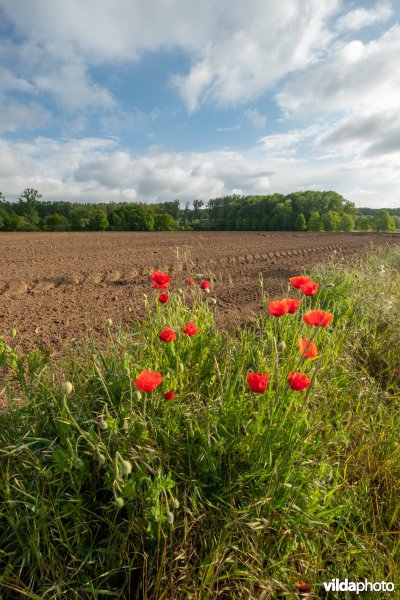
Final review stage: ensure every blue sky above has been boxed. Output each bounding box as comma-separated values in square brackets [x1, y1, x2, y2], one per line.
[0, 0, 399, 207]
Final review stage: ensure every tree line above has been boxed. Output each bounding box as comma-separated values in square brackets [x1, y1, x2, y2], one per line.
[0, 189, 397, 232]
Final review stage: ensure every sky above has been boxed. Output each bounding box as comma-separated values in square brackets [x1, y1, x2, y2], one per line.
[0, 0, 399, 208]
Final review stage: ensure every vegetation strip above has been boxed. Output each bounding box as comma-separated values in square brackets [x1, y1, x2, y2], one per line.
[0, 246, 399, 598]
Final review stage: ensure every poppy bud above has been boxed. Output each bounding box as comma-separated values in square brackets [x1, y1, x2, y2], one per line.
[277, 341, 287, 353]
[61, 381, 73, 395]
[106, 318, 113, 327]
[123, 418, 129, 430]
[115, 497, 124, 509]
[166, 511, 174, 525]
[209, 297, 217, 304]
[99, 419, 108, 430]
[121, 460, 132, 476]
[98, 453, 106, 466]
[171, 498, 180, 509]
[11, 327, 17, 338]
[134, 391, 142, 401]
[73, 458, 83, 469]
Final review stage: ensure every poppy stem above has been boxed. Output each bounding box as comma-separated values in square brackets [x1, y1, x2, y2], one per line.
[273, 335, 279, 392]
[304, 362, 321, 402]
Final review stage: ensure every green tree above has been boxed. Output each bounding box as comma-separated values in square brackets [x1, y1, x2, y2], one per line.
[270, 202, 294, 230]
[3, 212, 26, 231]
[108, 211, 122, 230]
[89, 209, 109, 231]
[372, 210, 395, 232]
[44, 213, 69, 231]
[123, 205, 155, 231]
[18, 187, 42, 230]
[0, 207, 7, 230]
[323, 211, 341, 231]
[392, 215, 400, 230]
[193, 199, 204, 220]
[308, 211, 324, 231]
[356, 215, 370, 231]
[153, 213, 176, 231]
[70, 206, 93, 230]
[339, 214, 355, 232]
[295, 213, 307, 231]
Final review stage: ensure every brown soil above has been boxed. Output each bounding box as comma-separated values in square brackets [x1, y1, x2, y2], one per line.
[0, 231, 398, 354]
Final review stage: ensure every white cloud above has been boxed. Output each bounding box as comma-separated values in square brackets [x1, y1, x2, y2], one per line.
[1, 133, 399, 209]
[216, 125, 241, 132]
[335, 1, 393, 32]
[244, 109, 266, 128]
[0, 0, 224, 60]
[33, 63, 116, 111]
[0, 99, 51, 133]
[0, 67, 34, 93]
[277, 24, 400, 166]
[173, 0, 339, 109]
[258, 125, 321, 154]
[277, 25, 400, 116]
[317, 109, 400, 157]
[0, 0, 340, 112]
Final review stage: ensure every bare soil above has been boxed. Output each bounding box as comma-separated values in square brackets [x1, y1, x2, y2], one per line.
[0, 231, 398, 354]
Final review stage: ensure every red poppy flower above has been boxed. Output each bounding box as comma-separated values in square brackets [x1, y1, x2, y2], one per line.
[135, 370, 163, 392]
[289, 275, 311, 289]
[200, 280, 210, 289]
[159, 327, 176, 342]
[294, 580, 310, 593]
[298, 338, 319, 358]
[300, 281, 318, 296]
[268, 299, 289, 317]
[288, 371, 311, 391]
[303, 310, 333, 327]
[158, 293, 169, 304]
[284, 298, 301, 313]
[247, 372, 270, 393]
[164, 391, 175, 400]
[186, 276, 195, 286]
[150, 271, 171, 289]
[183, 321, 199, 336]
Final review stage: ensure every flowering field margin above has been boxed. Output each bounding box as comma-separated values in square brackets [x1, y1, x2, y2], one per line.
[0, 246, 399, 598]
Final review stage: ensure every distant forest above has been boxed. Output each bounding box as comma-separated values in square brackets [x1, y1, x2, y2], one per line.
[0, 188, 398, 232]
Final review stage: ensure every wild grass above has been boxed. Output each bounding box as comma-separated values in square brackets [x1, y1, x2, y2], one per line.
[0, 246, 399, 598]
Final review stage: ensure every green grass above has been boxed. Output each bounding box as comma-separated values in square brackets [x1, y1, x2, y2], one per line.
[0, 246, 400, 599]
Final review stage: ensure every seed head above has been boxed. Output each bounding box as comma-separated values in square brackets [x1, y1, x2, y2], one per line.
[121, 460, 132, 476]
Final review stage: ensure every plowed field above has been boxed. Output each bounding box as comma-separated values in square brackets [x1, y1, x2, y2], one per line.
[0, 231, 398, 352]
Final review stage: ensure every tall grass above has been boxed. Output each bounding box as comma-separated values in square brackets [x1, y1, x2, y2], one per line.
[0, 246, 399, 598]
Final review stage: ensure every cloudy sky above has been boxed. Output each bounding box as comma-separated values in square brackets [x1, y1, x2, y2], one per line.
[0, 0, 399, 208]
